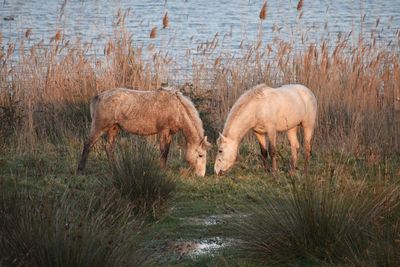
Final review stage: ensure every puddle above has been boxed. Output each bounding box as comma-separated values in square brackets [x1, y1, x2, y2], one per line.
[150, 213, 247, 261]
[168, 237, 236, 258]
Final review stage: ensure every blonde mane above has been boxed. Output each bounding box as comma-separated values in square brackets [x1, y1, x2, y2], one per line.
[159, 87, 204, 140]
[224, 84, 267, 129]
[174, 91, 205, 139]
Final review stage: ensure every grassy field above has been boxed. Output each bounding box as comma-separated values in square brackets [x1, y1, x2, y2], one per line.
[0, 140, 400, 266]
[1, 8, 400, 267]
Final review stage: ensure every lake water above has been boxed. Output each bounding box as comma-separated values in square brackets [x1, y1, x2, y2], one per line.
[1, 0, 399, 65]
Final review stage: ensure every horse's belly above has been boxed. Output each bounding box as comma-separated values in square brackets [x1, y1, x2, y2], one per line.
[254, 118, 300, 133]
[275, 118, 302, 131]
[119, 119, 159, 135]
[254, 110, 304, 133]
[119, 117, 179, 136]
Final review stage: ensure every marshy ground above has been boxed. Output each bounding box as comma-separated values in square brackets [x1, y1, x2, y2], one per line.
[1, 137, 399, 266]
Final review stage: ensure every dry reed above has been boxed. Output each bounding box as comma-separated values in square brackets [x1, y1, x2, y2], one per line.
[259, 2, 267, 20]
[150, 27, 157, 38]
[297, 0, 304, 12]
[0, 10, 170, 151]
[0, 8, 398, 160]
[188, 28, 399, 158]
[163, 12, 169, 28]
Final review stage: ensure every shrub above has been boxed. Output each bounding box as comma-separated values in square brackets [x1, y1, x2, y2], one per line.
[237, 176, 400, 265]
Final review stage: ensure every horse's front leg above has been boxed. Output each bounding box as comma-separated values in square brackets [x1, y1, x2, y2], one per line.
[254, 132, 270, 172]
[159, 129, 172, 168]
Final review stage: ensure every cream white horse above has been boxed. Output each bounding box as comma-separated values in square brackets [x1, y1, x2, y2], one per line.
[214, 84, 317, 175]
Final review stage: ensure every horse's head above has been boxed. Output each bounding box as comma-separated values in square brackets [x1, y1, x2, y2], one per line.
[186, 136, 212, 176]
[214, 133, 238, 175]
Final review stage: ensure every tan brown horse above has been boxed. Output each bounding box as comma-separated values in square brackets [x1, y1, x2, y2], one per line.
[214, 84, 317, 175]
[78, 87, 211, 176]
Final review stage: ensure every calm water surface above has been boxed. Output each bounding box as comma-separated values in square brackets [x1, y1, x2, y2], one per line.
[1, 0, 399, 63]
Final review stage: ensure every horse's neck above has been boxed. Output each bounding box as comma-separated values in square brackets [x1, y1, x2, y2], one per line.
[223, 104, 255, 143]
[180, 108, 202, 146]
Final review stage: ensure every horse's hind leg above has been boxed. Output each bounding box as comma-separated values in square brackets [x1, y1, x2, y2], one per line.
[159, 129, 172, 168]
[268, 130, 278, 172]
[77, 129, 104, 173]
[105, 124, 120, 163]
[287, 126, 300, 173]
[254, 132, 270, 172]
[303, 126, 315, 175]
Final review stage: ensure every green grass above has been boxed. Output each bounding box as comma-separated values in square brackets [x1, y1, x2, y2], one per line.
[0, 137, 399, 266]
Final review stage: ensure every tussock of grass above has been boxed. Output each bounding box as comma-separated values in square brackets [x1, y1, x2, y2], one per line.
[105, 138, 176, 218]
[0, 186, 148, 267]
[236, 176, 400, 265]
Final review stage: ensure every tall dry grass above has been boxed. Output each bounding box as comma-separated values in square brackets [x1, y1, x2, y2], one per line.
[190, 30, 400, 159]
[0, 8, 399, 161]
[0, 11, 168, 152]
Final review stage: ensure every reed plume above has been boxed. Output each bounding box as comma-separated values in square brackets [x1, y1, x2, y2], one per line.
[163, 12, 169, 28]
[24, 28, 32, 39]
[297, 0, 304, 12]
[150, 27, 157, 38]
[50, 30, 62, 42]
[259, 2, 267, 20]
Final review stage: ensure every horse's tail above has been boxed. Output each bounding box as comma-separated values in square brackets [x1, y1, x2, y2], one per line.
[89, 95, 100, 119]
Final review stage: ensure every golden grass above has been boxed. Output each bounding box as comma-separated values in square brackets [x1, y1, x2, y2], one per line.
[189, 35, 399, 157]
[0, 10, 399, 160]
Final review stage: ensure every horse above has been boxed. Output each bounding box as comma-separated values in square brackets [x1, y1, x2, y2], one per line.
[214, 84, 317, 175]
[77, 87, 211, 176]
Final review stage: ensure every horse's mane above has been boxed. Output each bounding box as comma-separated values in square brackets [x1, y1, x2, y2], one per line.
[160, 87, 205, 139]
[175, 91, 205, 138]
[224, 84, 268, 130]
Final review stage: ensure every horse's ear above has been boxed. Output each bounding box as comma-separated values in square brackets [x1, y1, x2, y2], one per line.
[218, 132, 227, 142]
[203, 136, 212, 149]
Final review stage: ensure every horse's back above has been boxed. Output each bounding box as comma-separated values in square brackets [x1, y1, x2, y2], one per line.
[279, 84, 317, 128]
[254, 84, 317, 131]
[90, 88, 181, 134]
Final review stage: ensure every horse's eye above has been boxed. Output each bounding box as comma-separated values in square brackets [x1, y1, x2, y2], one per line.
[199, 154, 203, 158]
[218, 150, 222, 153]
